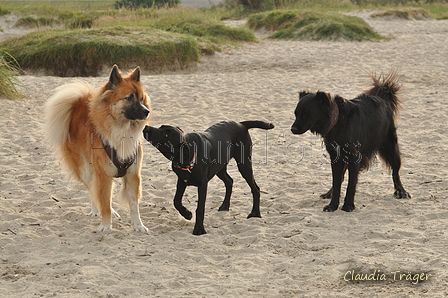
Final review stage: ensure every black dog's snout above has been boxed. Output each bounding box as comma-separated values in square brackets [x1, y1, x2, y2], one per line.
[291, 125, 300, 134]
[143, 126, 152, 140]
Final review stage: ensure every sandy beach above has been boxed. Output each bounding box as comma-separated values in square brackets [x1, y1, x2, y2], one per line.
[1, 11, 447, 297]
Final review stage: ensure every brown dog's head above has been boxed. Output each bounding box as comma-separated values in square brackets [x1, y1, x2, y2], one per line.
[103, 65, 150, 122]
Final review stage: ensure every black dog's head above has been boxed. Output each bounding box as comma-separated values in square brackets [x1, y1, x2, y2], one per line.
[143, 125, 190, 165]
[291, 91, 333, 136]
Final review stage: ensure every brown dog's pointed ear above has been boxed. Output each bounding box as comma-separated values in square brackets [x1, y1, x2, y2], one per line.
[130, 66, 141, 82]
[107, 65, 122, 90]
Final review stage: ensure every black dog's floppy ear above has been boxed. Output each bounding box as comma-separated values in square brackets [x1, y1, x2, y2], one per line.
[107, 64, 122, 90]
[178, 142, 190, 165]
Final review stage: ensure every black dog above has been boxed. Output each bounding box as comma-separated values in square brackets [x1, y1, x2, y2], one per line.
[143, 120, 274, 235]
[291, 71, 410, 212]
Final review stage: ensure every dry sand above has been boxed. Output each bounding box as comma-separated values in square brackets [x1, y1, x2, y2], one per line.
[1, 11, 448, 297]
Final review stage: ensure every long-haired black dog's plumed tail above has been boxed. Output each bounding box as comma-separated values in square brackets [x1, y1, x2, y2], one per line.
[365, 70, 403, 117]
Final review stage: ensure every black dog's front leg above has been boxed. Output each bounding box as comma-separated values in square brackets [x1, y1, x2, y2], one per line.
[324, 160, 344, 212]
[320, 165, 347, 199]
[341, 163, 361, 212]
[193, 183, 208, 235]
[174, 178, 192, 220]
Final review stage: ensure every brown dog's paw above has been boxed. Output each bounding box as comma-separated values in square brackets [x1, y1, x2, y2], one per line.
[341, 204, 355, 212]
[323, 204, 338, 212]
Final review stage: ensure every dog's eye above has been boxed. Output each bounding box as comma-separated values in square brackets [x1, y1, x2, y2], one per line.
[124, 94, 134, 102]
[301, 110, 309, 117]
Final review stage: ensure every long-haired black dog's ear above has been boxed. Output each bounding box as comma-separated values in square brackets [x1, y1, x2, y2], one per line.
[315, 91, 332, 105]
[299, 91, 311, 99]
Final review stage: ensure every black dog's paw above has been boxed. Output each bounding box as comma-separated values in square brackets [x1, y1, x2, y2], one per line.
[247, 212, 261, 219]
[192, 227, 207, 236]
[218, 204, 230, 212]
[394, 189, 411, 199]
[180, 209, 192, 220]
[341, 204, 355, 212]
[323, 204, 338, 212]
[320, 189, 332, 199]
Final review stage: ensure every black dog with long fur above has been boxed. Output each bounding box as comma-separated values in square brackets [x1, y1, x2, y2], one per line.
[143, 120, 274, 235]
[291, 71, 410, 212]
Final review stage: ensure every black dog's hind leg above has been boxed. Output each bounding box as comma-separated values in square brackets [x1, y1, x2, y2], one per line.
[379, 128, 411, 199]
[341, 163, 361, 212]
[236, 163, 261, 218]
[217, 166, 233, 211]
[320, 165, 347, 199]
[174, 178, 192, 220]
[193, 183, 208, 235]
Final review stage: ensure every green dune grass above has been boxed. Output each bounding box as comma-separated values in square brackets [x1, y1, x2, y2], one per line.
[248, 10, 384, 41]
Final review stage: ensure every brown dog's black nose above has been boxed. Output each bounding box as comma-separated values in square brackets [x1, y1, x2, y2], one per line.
[142, 107, 150, 118]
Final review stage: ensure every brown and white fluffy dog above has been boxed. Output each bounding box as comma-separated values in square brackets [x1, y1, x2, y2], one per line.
[45, 65, 151, 232]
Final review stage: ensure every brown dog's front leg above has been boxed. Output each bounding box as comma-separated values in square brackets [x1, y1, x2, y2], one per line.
[193, 183, 208, 235]
[173, 178, 191, 220]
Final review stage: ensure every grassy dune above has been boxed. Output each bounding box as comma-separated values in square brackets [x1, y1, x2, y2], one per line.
[0, 0, 447, 77]
[248, 10, 384, 41]
[0, 3, 256, 76]
[1, 27, 201, 76]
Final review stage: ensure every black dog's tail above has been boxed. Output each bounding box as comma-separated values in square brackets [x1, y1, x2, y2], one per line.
[365, 69, 403, 115]
[241, 121, 275, 130]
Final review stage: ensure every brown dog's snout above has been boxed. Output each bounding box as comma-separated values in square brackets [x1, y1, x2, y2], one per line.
[141, 104, 150, 118]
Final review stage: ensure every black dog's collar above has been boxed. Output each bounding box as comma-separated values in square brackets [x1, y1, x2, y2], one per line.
[101, 138, 136, 178]
[174, 148, 197, 173]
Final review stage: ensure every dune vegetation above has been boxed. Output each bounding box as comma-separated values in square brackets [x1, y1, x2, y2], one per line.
[0, 52, 22, 99]
[248, 10, 384, 41]
[0, 0, 447, 78]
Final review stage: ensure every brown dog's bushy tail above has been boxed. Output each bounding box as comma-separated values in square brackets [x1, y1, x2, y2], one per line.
[366, 69, 403, 115]
[241, 121, 275, 130]
[44, 82, 94, 151]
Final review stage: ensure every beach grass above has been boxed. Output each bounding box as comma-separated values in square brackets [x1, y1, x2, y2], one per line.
[0, 5, 256, 76]
[0, 52, 23, 99]
[1, 0, 447, 77]
[248, 10, 384, 41]
[0, 27, 201, 76]
[371, 8, 432, 20]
